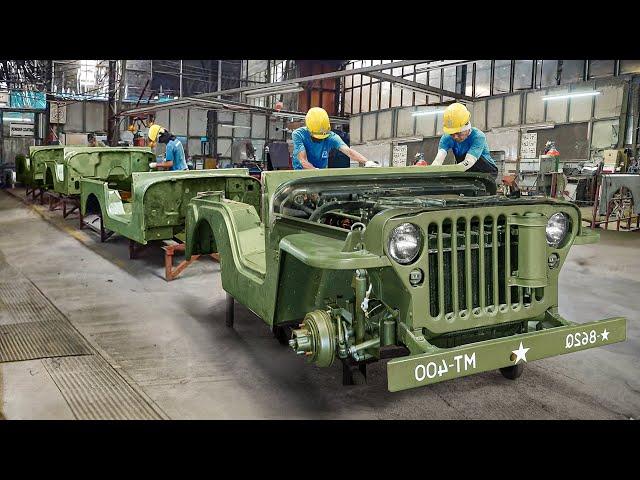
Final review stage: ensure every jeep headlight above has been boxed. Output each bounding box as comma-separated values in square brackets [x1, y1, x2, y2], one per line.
[546, 213, 569, 247]
[388, 223, 421, 264]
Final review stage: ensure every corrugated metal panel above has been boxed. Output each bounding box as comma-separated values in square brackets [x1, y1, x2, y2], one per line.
[415, 111, 436, 138]
[487, 98, 503, 129]
[594, 84, 624, 119]
[473, 100, 486, 131]
[546, 88, 569, 123]
[85, 102, 105, 132]
[170, 108, 188, 136]
[350, 116, 361, 144]
[362, 113, 377, 141]
[503, 94, 521, 126]
[251, 114, 266, 139]
[525, 90, 545, 124]
[188, 108, 207, 136]
[396, 108, 415, 137]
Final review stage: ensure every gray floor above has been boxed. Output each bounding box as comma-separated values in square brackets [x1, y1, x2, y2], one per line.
[0, 188, 638, 419]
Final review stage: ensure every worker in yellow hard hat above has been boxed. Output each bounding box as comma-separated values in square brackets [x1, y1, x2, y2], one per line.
[292, 107, 378, 169]
[430, 102, 498, 177]
[147, 124, 188, 170]
[87, 132, 105, 147]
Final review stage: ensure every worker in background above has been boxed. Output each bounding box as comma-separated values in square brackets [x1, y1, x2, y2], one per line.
[147, 124, 188, 171]
[430, 103, 498, 178]
[292, 107, 379, 169]
[87, 132, 105, 147]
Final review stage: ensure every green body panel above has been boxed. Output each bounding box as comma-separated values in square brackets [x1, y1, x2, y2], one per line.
[15, 154, 32, 185]
[29, 146, 65, 188]
[184, 166, 627, 390]
[82, 169, 260, 245]
[388, 315, 626, 391]
[52, 147, 154, 196]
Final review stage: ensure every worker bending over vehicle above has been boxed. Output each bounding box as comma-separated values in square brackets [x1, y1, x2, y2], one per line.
[292, 107, 379, 169]
[431, 103, 498, 178]
[147, 124, 188, 171]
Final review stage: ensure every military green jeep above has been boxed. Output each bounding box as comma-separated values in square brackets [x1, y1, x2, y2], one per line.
[185, 165, 626, 392]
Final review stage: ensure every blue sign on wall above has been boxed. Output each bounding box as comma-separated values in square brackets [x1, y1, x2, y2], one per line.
[10, 90, 46, 109]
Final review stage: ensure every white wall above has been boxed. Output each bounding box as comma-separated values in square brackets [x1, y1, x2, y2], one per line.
[350, 76, 631, 162]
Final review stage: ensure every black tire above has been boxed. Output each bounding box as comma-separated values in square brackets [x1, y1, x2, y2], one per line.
[273, 325, 292, 346]
[499, 363, 524, 380]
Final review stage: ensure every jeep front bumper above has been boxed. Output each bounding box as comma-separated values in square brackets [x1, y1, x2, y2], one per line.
[387, 315, 626, 392]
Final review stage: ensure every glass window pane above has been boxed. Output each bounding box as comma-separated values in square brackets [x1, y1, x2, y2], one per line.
[352, 87, 361, 114]
[361, 60, 371, 84]
[370, 82, 380, 111]
[402, 88, 414, 107]
[620, 60, 640, 74]
[345, 74, 352, 89]
[536, 60, 558, 87]
[493, 60, 511, 94]
[475, 61, 491, 97]
[443, 67, 456, 100]
[588, 60, 615, 79]
[391, 84, 402, 107]
[559, 60, 584, 84]
[429, 69, 442, 101]
[344, 90, 352, 114]
[514, 60, 533, 90]
[361, 84, 371, 112]
[414, 92, 428, 105]
[465, 64, 473, 96]
[380, 81, 391, 109]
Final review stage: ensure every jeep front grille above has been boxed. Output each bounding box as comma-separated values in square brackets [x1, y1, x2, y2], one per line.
[426, 215, 543, 319]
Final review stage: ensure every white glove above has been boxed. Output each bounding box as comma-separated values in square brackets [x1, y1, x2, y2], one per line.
[149, 162, 158, 169]
[364, 160, 380, 168]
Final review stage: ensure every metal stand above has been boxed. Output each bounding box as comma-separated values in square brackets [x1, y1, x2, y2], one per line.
[225, 293, 234, 327]
[162, 242, 220, 281]
[587, 185, 640, 231]
[44, 191, 62, 212]
[62, 197, 80, 218]
[79, 210, 114, 242]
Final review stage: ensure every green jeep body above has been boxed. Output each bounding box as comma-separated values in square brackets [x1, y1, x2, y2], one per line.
[185, 166, 626, 391]
[81, 169, 260, 244]
[29, 145, 65, 188]
[53, 147, 154, 196]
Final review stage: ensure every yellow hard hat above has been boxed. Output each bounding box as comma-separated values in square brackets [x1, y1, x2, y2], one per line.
[148, 124, 166, 142]
[442, 103, 471, 135]
[305, 107, 331, 139]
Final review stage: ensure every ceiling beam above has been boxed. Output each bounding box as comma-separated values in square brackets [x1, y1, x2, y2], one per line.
[118, 60, 432, 116]
[366, 71, 473, 102]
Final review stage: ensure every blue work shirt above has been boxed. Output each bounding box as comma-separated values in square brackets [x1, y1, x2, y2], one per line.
[166, 138, 188, 171]
[292, 127, 347, 169]
[438, 127, 496, 167]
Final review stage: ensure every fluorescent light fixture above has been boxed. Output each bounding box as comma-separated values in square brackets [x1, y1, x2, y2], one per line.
[245, 87, 304, 99]
[412, 109, 446, 116]
[542, 91, 601, 101]
[219, 124, 251, 129]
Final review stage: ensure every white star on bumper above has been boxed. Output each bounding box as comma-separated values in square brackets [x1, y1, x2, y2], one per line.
[601, 329, 610, 341]
[512, 342, 530, 364]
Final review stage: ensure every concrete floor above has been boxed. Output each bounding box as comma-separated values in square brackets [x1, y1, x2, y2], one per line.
[0, 188, 639, 419]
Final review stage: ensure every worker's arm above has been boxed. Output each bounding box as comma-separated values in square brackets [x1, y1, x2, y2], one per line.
[296, 148, 318, 169]
[338, 145, 368, 165]
[431, 149, 448, 166]
[459, 153, 479, 171]
[292, 129, 318, 169]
